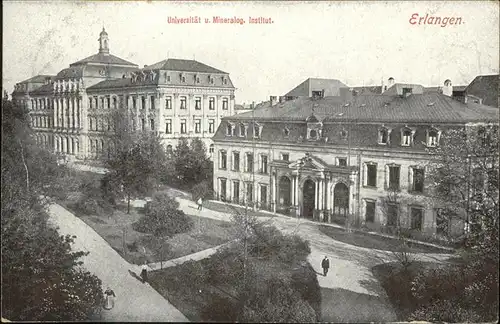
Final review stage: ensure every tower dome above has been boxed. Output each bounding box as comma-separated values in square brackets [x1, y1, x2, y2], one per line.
[98, 28, 109, 54]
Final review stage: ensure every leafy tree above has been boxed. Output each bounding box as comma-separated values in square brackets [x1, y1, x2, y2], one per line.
[172, 137, 212, 188]
[105, 107, 167, 213]
[1, 98, 103, 320]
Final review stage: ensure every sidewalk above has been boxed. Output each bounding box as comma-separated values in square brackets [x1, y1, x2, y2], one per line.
[47, 203, 188, 322]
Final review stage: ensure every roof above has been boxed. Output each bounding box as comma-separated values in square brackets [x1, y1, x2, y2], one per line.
[144, 58, 227, 74]
[350, 86, 383, 95]
[383, 83, 425, 95]
[55, 66, 86, 79]
[17, 75, 54, 84]
[466, 74, 499, 108]
[87, 77, 157, 90]
[70, 53, 137, 67]
[225, 93, 499, 124]
[234, 104, 245, 110]
[284, 78, 347, 97]
[30, 83, 55, 95]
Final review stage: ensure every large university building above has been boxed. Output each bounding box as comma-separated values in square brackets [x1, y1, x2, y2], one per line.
[212, 80, 498, 238]
[12, 28, 236, 160]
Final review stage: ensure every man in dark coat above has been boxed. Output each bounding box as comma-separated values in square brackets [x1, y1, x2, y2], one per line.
[321, 256, 330, 276]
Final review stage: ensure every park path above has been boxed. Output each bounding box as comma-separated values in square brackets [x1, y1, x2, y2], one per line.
[47, 203, 188, 322]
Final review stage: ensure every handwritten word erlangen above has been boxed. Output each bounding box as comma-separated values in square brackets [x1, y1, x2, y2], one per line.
[409, 13, 464, 27]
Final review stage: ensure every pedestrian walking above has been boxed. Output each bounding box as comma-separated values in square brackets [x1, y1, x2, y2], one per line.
[103, 287, 116, 310]
[197, 197, 203, 211]
[321, 256, 330, 276]
[141, 262, 148, 284]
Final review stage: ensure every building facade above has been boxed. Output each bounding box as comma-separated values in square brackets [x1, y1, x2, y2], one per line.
[212, 82, 498, 238]
[12, 28, 236, 160]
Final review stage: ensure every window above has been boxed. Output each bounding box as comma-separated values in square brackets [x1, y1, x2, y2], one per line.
[254, 124, 261, 138]
[194, 119, 201, 133]
[141, 96, 146, 109]
[101, 97, 104, 109]
[89, 118, 93, 131]
[165, 119, 172, 134]
[107, 97, 111, 109]
[378, 128, 390, 144]
[246, 182, 253, 202]
[113, 97, 117, 109]
[402, 129, 413, 146]
[387, 204, 398, 226]
[219, 151, 227, 169]
[283, 127, 290, 136]
[222, 98, 228, 110]
[388, 165, 400, 190]
[141, 118, 145, 131]
[260, 185, 268, 205]
[208, 119, 215, 133]
[246, 153, 254, 172]
[210, 77, 214, 84]
[209, 97, 215, 110]
[133, 97, 137, 109]
[180, 119, 187, 134]
[239, 123, 246, 137]
[209, 144, 214, 154]
[196, 77, 200, 83]
[366, 163, 377, 187]
[89, 98, 93, 109]
[150, 96, 155, 110]
[223, 78, 228, 85]
[220, 178, 227, 201]
[181, 76, 186, 83]
[435, 208, 449, 235]
[166, 96, 172, 109]
[226, 123, 233, 136]
[260, 155, 268, 174]
[233, 181, 240, 203]
[309, 129, 317, 139]
[180, 96, 187, 109]
[195, 97, 201, 110]
[427, 129, 439, 147]
[402, 87, 413, 97]
[338, 158, 347, 167]
[167, 75, 171, 82]
[281, 153, 289, 161]
[150, 119, 155, 131]
[232, 152, 240, 171]
[411, 168, 425, 193]
[365, 200, 376, 223]
[410, 207, 423, 231]
[340, 129, 348, 139]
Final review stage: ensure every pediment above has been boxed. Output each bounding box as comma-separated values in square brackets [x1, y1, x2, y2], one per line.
[288, 153, 329, 170]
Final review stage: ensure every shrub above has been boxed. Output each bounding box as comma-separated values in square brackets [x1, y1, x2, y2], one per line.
[191, 180, 213, 202]
[200, 294, 239, 322]
[206, 249, 244, 285]
[238, 276, 317, 323]
[72, 176, 114, 216]
[132, 192, 193, 237]
[291, 262, 322, 321]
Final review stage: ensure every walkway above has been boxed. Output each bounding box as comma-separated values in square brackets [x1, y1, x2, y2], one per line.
[47, 203, 188, 322]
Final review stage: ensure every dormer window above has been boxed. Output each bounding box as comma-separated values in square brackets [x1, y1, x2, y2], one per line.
[378, 126, 392, 145]
[283, 127, 290, 136]
[340, 129, 348, 140]
[401, 126, 415, 146]
[402, 87, 413, 97]
[310, 129, 317, 138]
[223, 77, 228, 85]
[208, 75, 214, 84]
[254, 123, 262, 138]
[226, 123, 234, 136]
[239, 123, 247, 137]
[426, 127, 441, 147]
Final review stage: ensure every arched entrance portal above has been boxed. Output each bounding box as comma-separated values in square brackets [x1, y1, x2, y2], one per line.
[278, 176, 292, 215]
[302, 179, 316, 219]
[333, 183, 349, 218]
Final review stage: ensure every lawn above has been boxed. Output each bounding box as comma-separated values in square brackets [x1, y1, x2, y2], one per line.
[203, 200, 273, 218]
[64, 199, 236, 265]
[318, 225, 452, 254]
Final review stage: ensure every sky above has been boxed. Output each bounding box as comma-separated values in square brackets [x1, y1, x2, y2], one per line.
[3, 0, 499, 104]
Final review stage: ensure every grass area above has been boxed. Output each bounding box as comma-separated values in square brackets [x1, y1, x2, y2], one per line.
[203, 200, 272, 218]
[149, 251, 319, 322]
[64, 198, 236, 265]
[318, 225, 452, 254]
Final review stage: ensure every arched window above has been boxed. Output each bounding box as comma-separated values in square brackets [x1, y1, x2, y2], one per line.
[209, 144, 214, 154]
[378, 126, 392, 145]
[427, 127, 441, 147]
[309, 129, 317, 138]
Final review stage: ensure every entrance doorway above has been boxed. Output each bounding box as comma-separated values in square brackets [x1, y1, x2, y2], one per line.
[302, 179, 316, 219]
[333, 183, 349, 218]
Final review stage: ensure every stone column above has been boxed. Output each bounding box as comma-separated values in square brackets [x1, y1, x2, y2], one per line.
[319, 178, 324, 221]
[295, 175, 300, 218]
[53, 98, 58, 128]
[272, 171, 277, 213]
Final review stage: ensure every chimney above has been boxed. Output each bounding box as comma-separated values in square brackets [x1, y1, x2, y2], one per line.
[270, 96, 277, 106]
[442, 79, 453, 96]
